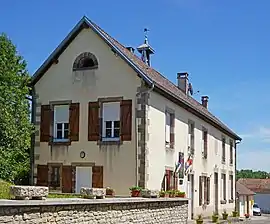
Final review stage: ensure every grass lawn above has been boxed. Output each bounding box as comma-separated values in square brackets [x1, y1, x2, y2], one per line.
[0, 180, 12, 199]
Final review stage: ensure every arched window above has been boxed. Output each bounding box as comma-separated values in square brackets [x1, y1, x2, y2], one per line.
[73, 52, 98, 71]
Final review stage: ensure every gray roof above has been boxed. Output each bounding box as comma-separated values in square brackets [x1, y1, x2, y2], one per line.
[31, 16, 241, 141]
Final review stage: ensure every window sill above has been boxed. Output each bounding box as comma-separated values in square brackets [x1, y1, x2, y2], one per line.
[73, 66, 98, 71]
[165, 142, 174, 150]
[49, 141, 70, 146]
[229, 199, 234, 203]
[229, 163, 233, 166]
[220, 200, 227, 204]
[165, 146, 174, 150]
[221, 161, 226, 165]
[98, 139, 121, 146]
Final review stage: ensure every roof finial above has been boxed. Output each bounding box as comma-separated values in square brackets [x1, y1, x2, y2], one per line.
[144, 28, 149, 44]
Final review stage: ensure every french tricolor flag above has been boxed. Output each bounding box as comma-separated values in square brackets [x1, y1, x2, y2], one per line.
[185, 155, 193, 175]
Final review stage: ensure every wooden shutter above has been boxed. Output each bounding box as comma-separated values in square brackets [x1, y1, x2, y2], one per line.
[120, 100, 132, 141]
[40, 105, 52, 142]
[170, 113, 175, 148]
[203, 131, 208, 158]
[206, 177, 210, 204]
[37, 165, 48, 186]
[62, 166, 72, 193]
[92, 166, 103, 188]
[199, 176, 202, 205]
[69, 103, 80, 141]
[88, 102, 100, 141]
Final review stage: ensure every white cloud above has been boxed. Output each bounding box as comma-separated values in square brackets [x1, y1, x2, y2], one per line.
[240, 126, 270, 142]
[237, 150, 270, 172]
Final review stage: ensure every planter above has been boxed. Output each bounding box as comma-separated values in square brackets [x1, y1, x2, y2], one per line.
[222, 213, 228, 220]
[169, 193, 175, 198]
[176, 193, 185, 198]
[105, 189, 115, 196]
[232, 211, 238, 217]
[196, 220, 203, 224]
[131, 190, 141, 197]
[160, 193, 169, 198]
[141, 189, 159, 198]
[212, 216, 219, 222]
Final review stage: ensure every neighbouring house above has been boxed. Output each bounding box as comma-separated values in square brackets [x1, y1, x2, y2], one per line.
[236, 182, 255, 217]
[30, 16, 241, 219]
[238, 178, 270, 193]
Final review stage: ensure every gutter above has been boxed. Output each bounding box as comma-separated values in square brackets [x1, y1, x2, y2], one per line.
[235, 140, 241, 212]
[135, 82, 155, 186]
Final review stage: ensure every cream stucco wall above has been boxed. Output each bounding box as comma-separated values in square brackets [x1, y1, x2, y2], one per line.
[34, 27, 142, 195]
[147, 90, 236, 217]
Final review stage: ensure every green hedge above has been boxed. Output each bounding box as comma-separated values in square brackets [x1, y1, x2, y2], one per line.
[0, 180, 11, 199]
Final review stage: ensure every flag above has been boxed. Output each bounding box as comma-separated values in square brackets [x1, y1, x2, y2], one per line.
[185, 155, 193, 175]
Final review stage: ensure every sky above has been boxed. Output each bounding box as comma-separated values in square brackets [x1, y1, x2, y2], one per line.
[1, 0, 270, 171]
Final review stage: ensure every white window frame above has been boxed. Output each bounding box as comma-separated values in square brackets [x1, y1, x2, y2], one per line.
[102, 102, 120, 142]
[53, 105, 69, 142]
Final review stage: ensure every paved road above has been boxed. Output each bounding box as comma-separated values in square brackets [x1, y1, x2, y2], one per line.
[248, 215, 270, 224]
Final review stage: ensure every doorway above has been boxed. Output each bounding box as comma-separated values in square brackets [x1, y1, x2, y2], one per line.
[188, 174, 194, 219]
[214, 172, 218, 213]
[75, 167, 92, 193]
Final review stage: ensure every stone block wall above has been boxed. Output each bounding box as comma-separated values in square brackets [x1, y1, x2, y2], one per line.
[0, 198, 188, 224]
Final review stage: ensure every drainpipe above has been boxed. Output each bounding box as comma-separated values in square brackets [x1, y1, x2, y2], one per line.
[29, 87, 36, 186]
[135, 81, 154, 186]
[235, 140, 241, 212]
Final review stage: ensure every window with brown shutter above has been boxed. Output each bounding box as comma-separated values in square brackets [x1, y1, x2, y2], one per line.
[69, 103, 80, 141]
[203, 129, 208, 159]
[62, 166, 72, 193]
[165, 110, 175, 149]
[199, 176, 202, 205]
[207, 177, 210, 204]
[170, 113, 175, 148]
[203, 176, 207, 204]
[229, 140, 233, 165]
[120, 100, 132, 141]
[40, 105, 52, 142]
[88, 102, 100, 141]
[37, 165, 48, 186]
[92, 166, 103, 188]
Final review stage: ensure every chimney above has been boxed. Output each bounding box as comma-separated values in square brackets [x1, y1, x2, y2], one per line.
[177, 72, 189, 94]
[126, 46, 135, 53]
[201, 96, 209, 108]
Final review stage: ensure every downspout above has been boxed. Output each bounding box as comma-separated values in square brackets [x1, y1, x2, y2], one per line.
[235, 140, 241, 212]
[29, 87, 36, 186]
[135, 82, 154, 186]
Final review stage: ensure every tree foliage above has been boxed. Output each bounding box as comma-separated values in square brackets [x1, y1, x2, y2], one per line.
[0, 33, 32, 183]
[236, 169, 270, 180]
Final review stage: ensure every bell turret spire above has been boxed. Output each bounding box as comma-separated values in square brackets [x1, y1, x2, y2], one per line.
[137, 28, 155, 66]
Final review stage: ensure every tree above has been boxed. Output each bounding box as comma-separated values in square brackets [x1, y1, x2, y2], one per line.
[0, 33, 32, 183]
[236, 169, 270, 180]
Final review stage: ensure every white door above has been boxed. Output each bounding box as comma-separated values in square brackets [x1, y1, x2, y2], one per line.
[76, 167, 92, 193]
[239, 196, 245, 217]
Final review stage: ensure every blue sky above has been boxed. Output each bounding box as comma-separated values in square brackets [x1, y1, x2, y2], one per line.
[1, 0, 270, 171]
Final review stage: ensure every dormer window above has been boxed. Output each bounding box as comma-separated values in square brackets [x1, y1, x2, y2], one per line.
[73, 52, 98, 71]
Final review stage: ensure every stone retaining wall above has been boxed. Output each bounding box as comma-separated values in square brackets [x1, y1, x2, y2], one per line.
[0, 198, 188, 224]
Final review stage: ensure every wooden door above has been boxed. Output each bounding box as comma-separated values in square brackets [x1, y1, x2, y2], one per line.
[62, 166, 72, 193]
[92, 166, 103, 188]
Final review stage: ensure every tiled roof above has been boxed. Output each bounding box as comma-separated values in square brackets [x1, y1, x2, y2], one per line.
[236, 182, 255, 195]
[238, 178, 270, 193]
[90, 20, 241, 140]
[31, 16, 241, 140]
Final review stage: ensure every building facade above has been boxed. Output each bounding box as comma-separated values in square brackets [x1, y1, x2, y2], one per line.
[31, 16, 241, 219]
